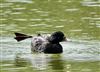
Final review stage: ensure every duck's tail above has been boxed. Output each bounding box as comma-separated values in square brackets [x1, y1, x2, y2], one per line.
[14, 32, 32, 42]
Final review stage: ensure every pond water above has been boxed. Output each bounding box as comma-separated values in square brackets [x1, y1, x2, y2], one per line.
[0, 0, 100, 72]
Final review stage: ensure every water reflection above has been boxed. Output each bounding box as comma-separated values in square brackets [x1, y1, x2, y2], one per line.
[48, 54, 66, 72]
[29, 54, 47, 70]
[14, 54, 28, 67]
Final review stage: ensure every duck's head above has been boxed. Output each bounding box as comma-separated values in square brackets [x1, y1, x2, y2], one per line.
[48, 31, 66, 43]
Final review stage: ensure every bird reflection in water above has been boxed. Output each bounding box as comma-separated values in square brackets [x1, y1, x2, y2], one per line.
[48, 54, 66, 72]
[14, 54, 28, 67]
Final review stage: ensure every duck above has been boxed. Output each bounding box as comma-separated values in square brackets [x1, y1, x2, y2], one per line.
[31, 31, 66, 54]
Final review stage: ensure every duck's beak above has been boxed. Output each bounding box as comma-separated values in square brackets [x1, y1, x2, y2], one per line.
[62, 37, 67, 42]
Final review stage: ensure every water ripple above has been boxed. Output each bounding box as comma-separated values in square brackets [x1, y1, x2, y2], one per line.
[12, 7, 26, 10]
[81, 1, 100, 7]
[13, 19, 27, 21]
[65, 8, 79, 12]
[30, 19, 42, 21]
[11, 12, 22, 15]
[70, 29, 82, 32]
[0, 3, 13, 7]
[55, 25, 64, 28]
[96, 23, 100, 28]
[82, 17, 100, 20]
[29, 24, 47, 27]
[6, 0, 34, 3]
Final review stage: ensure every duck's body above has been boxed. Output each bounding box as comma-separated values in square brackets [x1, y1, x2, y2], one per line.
[43, 43, 63, 53]
[31, 31, 66, 54]
[31, 35, 46, 52]
[31, 37, 63, 53]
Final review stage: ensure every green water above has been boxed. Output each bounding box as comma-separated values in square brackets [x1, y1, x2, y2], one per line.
[0, 0, 100, 72]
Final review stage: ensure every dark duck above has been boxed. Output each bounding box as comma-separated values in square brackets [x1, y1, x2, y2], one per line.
[31, 31, 66, 54]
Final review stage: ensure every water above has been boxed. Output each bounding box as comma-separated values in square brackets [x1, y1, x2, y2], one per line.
[0, 0, 100, 72]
